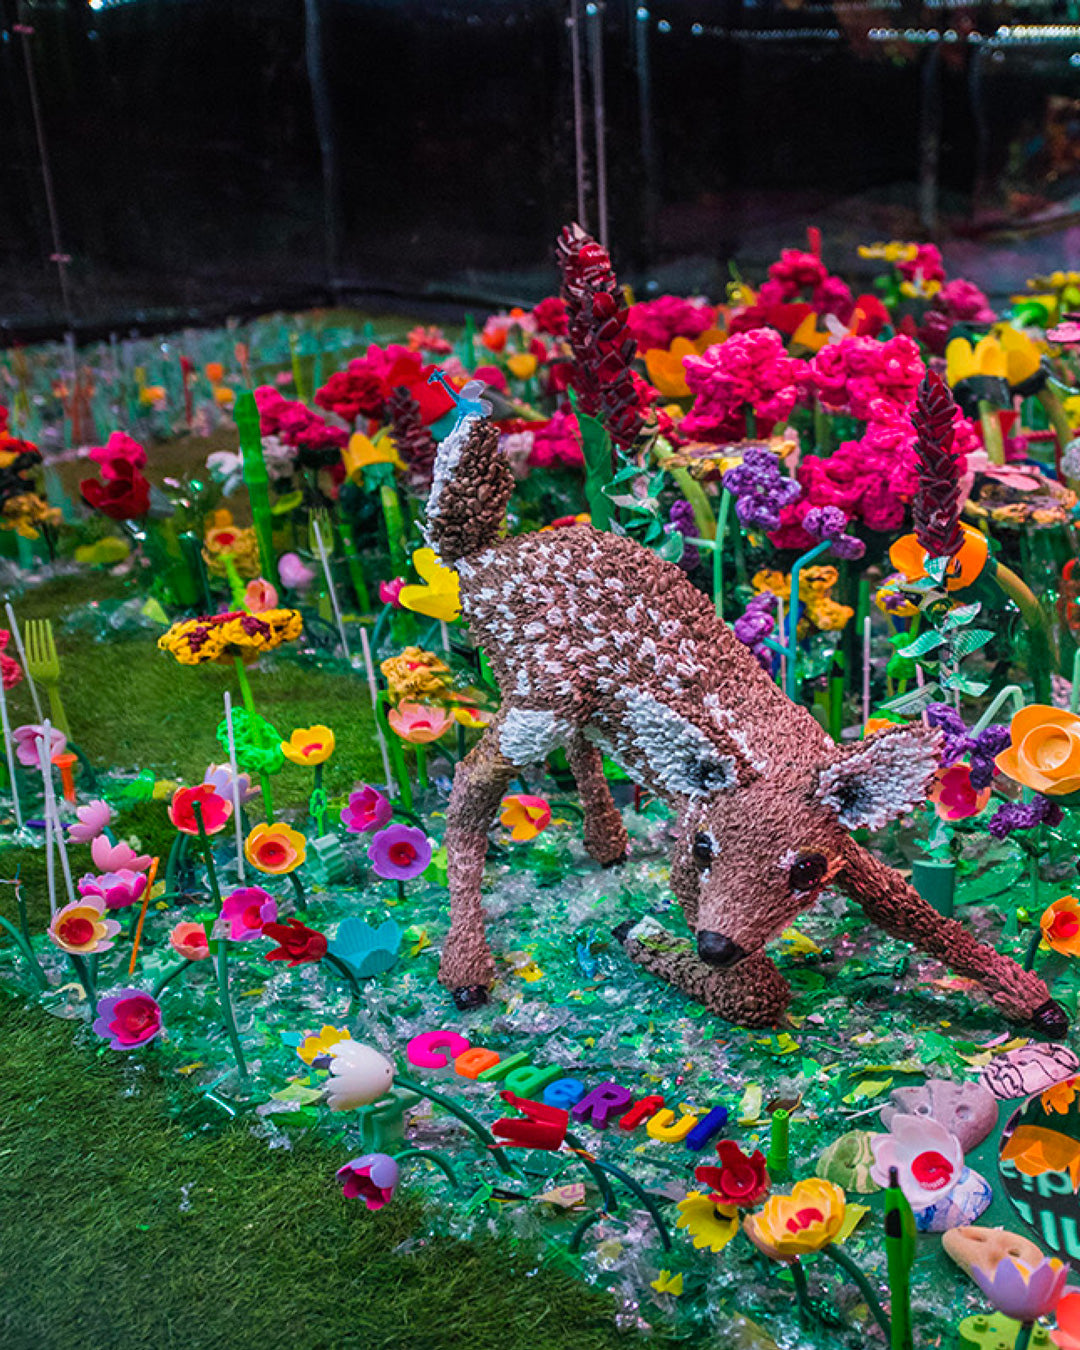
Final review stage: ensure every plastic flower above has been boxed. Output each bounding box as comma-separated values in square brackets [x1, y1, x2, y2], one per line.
[169, 783, 233, 836]
[170, 921, 211, 961]
[298, 1024, 351, 1065]
[694, 1140, 770, 1208]
[1041, 897, 1080, 957]
[379, 577, 406, 608]
[67, 799, 112, 843]
[1040, 1078, 1078, 1116]
[340, 785, 392, 834]
[48, 896, 120, 954]
[971, 1256, 1069, 1323]
[499, 794, 552, 842]
[929, 763, 992, 821]
[92, 989, 163, 1050]
[889, 522, 989, 593]
[220, 886, 277, 940]
[325, 1040, 395, 1111]
[453, 705, 493, 729]
[244, 578, 279, 613]
[643, 338, 697, 398]
[91, 835, 152, 873]
[380, 647, 450, 701]
[1054, 1289, 1080, 1348]
[387, 702, 452, 744]
[278, 552, 316, 591]
[158, 609, 303, 666]
[367, 824, 432, 880]
[675, 1193, 739, 1252]
[77, 869, 148, 911]
[263, 917, 327, 965]
[1001, 1125, 1080, 1187]
[281, 725, 336, 766]
[336, 1154, 399, 1210]
[12, 722, 66, 768]
[342, 431, 405, 481]
[996, 706, 1080, 797]
[203, 762, 258, 805]
[245, 822, 307, 874]
[870, 1114, 963, 1207]
[397, 547, 461, 623]
[743, 1179, 847, 1261]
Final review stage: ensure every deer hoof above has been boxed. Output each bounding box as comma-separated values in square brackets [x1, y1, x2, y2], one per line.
[452, 984, 489, 1011]
[611, 917, 636, 946]
[1030, 998, 1070, 1040]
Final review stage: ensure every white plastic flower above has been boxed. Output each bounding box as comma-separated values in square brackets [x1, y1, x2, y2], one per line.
[325, 1041, 395, 1111]
[870, 1112, 964, 1208]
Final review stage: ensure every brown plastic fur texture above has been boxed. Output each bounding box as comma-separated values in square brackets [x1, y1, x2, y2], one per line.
[423, 414, 1068, 1037]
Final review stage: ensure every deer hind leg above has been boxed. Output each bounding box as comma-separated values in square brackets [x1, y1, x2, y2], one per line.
[438, 717, 517, 1010]
[840, 842, 1068, 1038]
[615, 917, 791, 1028]
[566, 734, 629, 866]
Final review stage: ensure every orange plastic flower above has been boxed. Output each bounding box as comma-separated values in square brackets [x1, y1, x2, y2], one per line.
[170, 921, 211, 961]
[387, 702, 452, 744]
[995, 706, 1080, 796]
[889, 522, 988, 592]
[743, 1179, 847, 1262]
[1041, 1077, 1078, 1116]
[1001, 1125, 1080, 1188]
[863, 717, 899, 738]
[245, 822, 307, 874]
[1041, 897, 1080, 957]
[281, 725, 336, 766]
[928, 763, 992, 821]
[644, 338, 696, 398]
[205, 362, 225, 383]
[499, 794, 552, 841]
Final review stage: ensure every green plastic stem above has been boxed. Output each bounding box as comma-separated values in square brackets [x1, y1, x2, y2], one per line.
[393, 1147, 461, 1190]
[69, 953, 97, 1013]
[714, 490, 731, 618]
[578, 1153, 672, 1251]
[288, 869, 306, 910]
[194, 799, 248, 1081]
[1024, 927, 1043, 973]
[1014, 1321, 1035, 1350]
[152, 959, 193, 1001]
[562, 1130, 618, 1212]
[321, 951, 362, 1002]
[392, 1072, 520, 1179]
[785, 541, 832, 699]
[232, 657, 274, 820]
[0, 914, 47, 987]
[234, 390, 276, 580]
[335, 516, 371, 613]
[971, 684, 1026, 736]
[567, 1208, 607, 1254]
[789, 1258, 817, 1327]
[817, 1244, 892, 1342]
[380, 483, 407, 575]
[767, 1107, 791, 1180]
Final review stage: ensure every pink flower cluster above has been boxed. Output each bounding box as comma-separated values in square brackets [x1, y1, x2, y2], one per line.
[897, 242, 945, 286]
[936, 278, 995, 324]
[681, 328, 804, 439]
[254, 386, 347, 454]
[807, 334, 925, 420]
[754, 249, 855, 322]
[626, 296, 716, 353]
[314, 344, 454, 426]
[531, 296, 568, 336]
[529, 409, 584, 468]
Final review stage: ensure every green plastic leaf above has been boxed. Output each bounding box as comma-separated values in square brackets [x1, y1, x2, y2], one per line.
[569, 394, 613, 532]
[903, 631, 945, 658]
[939, 672, 989, 696]
[879, 682, 942, 714]
[924, 555, 949, 582]
[941, 601, 982, 631]
[950, 628, 994, 658]
[654, 531, 685, 563]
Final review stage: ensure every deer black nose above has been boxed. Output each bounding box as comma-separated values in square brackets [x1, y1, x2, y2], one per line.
[697, 931, 746, 967]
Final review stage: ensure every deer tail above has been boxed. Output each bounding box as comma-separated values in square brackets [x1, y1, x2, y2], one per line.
[422, 415, 514, 565]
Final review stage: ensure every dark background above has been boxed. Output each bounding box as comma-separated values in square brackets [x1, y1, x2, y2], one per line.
[1, 0, 1078, 337]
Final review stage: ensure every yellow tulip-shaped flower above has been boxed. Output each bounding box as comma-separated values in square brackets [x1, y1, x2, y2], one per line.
[343, 431, 405, 483]
[996, 324, 1043, 388]
[946, 334, 1007, 387]
[743, 1179, 847, 1261]
[281, 725, 336, 766]
[506, 352, 538, 381]
[398, 548, 461, 623]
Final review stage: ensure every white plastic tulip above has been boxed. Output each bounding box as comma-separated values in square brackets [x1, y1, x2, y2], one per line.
[325, 1041, 395, 1111]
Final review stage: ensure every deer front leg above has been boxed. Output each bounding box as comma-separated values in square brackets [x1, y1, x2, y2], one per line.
[439, 718, 517, 1010]
[615, 917, 791, 1028]
[840, 841, 1068, 1038]
[566, 735, 629, 866]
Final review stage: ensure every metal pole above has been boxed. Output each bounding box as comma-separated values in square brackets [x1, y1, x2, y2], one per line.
[917, 45, 941, 235]
[634, 1, 658, 261]
[587, 2, 609, 249]
[569, 0, 589, 229]
[304, 0, 343, 285]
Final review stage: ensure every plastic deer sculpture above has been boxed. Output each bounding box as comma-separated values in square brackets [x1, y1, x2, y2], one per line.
[423, 410, 1068, 1037]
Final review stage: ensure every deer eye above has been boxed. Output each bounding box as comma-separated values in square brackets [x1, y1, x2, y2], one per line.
[691, 832, 714, 868]
[788, 851, 828, 891]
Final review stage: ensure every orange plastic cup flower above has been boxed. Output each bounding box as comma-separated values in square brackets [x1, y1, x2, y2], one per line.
[1041, 896, 1080, 957]
[644, 338, 697, 398]
[281, 725, 336, 766]
[387, 702, 452, 744]
[863, 716, 899, 738]
[995, 706, 1080, 796]
[245, 822, 307, 875]
[499, 794, 552, 842]
[506, 353, 538, 381]
[742, 1178, 847, 1262]
[889, 523, 989, 593]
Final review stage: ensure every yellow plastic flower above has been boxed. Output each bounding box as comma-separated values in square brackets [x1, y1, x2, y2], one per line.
[996, 324, 1043, 387]
[452, 705, 493, 729]
[343, 431, 405, 483]
[380, 647, 451, 701]
[675, 1193, 739, 1252]
[1041, 1078, 1078, 1116]
[203, 522, 261, 578]
[506, 353, 538, 381]
[297, 1024, 351, 1065]
[858, 241, 918, 264]
[1040, 896, 1080, 956]
[790, 312, 830, 353]
[874, 577, 920, 618]
[244, 822, 307, 874]
[281, 725, 336, 766]
[946, 335, 1007, 387]
[499, 794, 552, 841]
[48, 896, 121, 955]
[139, 384, 166, 406]
[398, 548, 461, 623]
[743, 1179, 847, 1261]
[995, 706, 1080, 796]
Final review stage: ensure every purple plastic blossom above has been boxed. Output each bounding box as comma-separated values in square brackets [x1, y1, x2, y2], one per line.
[77, 869, 148, 910]
[67, 799, 112, 843]
[803, 505, 866, 560]
[721, 448, 802, 532]
[666, 499, 700, 570]
[969, 724, 1010, 789]
[987, 797, 1064, 839]
[341, 785, 393, 835]
[970, 1255, 1068, 1323]
[219, 886, 277, 940]
[733, 593, 778, 671]
[336, 1153, 399, 1210]
[367, 824, 432, 880]
[12, 723, 66, 768]
[92, 988, 163, 1050]
[203, 762, 259, 805]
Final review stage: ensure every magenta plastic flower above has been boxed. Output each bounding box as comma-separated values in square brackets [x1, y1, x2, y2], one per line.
[92, 988, 163, 1050]
[219, 886, 277, 940]
[78, 868, 149, 911]
[683, 328, 804, 439]
[341, 785, 393, 835]
[12, 722, 66, 768]
[367, 824, 432, 880]
[67, 799, 112, 843]
[336, 1153, 399, 1210]
[379, 578, 406, 608]
[970, 1255, 1068, 1323]
[91, 834, 152, 873]
[169, 783, 233, 836]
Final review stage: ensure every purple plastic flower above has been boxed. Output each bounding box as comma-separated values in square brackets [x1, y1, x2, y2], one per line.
[92, 988, 162, 1050]
[367, 824, 432, 880]
[13, 722, 66, 768]
[341, 785, 393, 835]
[68, 799, 112, 843]
[203, 762, 259, 805]
[219, 886, 277, 940]
[803, 505, 866, 560]
[970, 1255, 1068, 1322]
[78, 869, 149, 911]
[733, 593, 778, 671]
[666, 499, 700, 570]
[988, 797, 1064, 839]
[336, 1153, 399, 1210]
[721, 448, 801, 532]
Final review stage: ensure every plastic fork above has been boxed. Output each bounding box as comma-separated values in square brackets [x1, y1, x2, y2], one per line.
[24, 619, 70, 738]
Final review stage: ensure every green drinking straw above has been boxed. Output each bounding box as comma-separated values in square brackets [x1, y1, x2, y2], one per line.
[884, 1166, 914, 1350]
[234, 391, 276, 581]
[766, 1107, 790, 1181]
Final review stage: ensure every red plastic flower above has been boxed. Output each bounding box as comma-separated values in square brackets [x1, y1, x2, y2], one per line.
[168, 783, 233, 836]
[263, 917, 328, 966]
[695, 1139, 770, 1207]
[80, 457, 150, 520]
[928, 763, 991, 821]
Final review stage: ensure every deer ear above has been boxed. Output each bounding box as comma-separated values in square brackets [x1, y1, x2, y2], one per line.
[815, 724, 942, 831]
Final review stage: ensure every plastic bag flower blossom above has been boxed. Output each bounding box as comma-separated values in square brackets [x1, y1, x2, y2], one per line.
[499, 794, 552, 842]
[158, 609, 303, 666]
[92, 989, 163, 1050]
[928, 764, 992, 821]
[78, 868, 148, 911]
[12, 722, 66, 768]
[368, 824, 432, 880]
[170, 921, 211, 961]
[742, 1179, 847, 1261]
[340, 785, 392, 834]
[397, 548, 461, 623]
[48, 896, 120, 955]
[1041, 897, 1080, 958]
[262, 917, 328, 966]
[870, 1113, 963, 1207]
[244, 823, 307, 875]
[169, 783, 233, 836]
[694, 1140, 770, 1208]
[336, 1154, 399, 1211]
[995, 706, 1080, 796]
[67, 799, 112, 843]
[971, 1255, 1068, 1323]
[380, 647, 451, 701]
[281, 725, 336, 766]
[91, 834, 152, 873]
[219, 886, 278, 940]
[387, 702, 452, 744]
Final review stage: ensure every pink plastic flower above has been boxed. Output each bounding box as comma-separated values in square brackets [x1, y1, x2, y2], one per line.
[92, 988, 162, 1049]
[170, 921, 211, 961]
[87, 431, 147, 476]
[78, 868, 149, 911]
[68, 799, 112, 843]
[627, 296, 716, 353]
[929, 763, 992, 821]
[341, 785, 393, 834]
[219, 886, 277, 941]
[278, 551, 317, 591]
[387, 702, 452, 744]
[971, 1255, 1069, 1323]
[367, 823, 432, 880]
[91, 834, 152, 873]
[48, 895, 120, 954]
[683, 329, 804, 438]
[870, 1113, 963, 1208]
[0, 630, 24, 691]
[937, 278, 995, 324]
[529, 409, 584, 469]
[12, 723, 66, 768]
[336, 1153, 399, 1210]
[244, 578, 279, 613]
[379, 578, 406, 608]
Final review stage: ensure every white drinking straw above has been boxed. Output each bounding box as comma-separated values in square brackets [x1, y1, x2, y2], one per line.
[311, 517, 351, 663]
[359, 626, 394, 798]
[862, 616, 871, 725]
[0, 669, 23, 829]
[36, 723, 57, 915]
[4, 602, 43, 720]
[39, 720, 74, 906]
